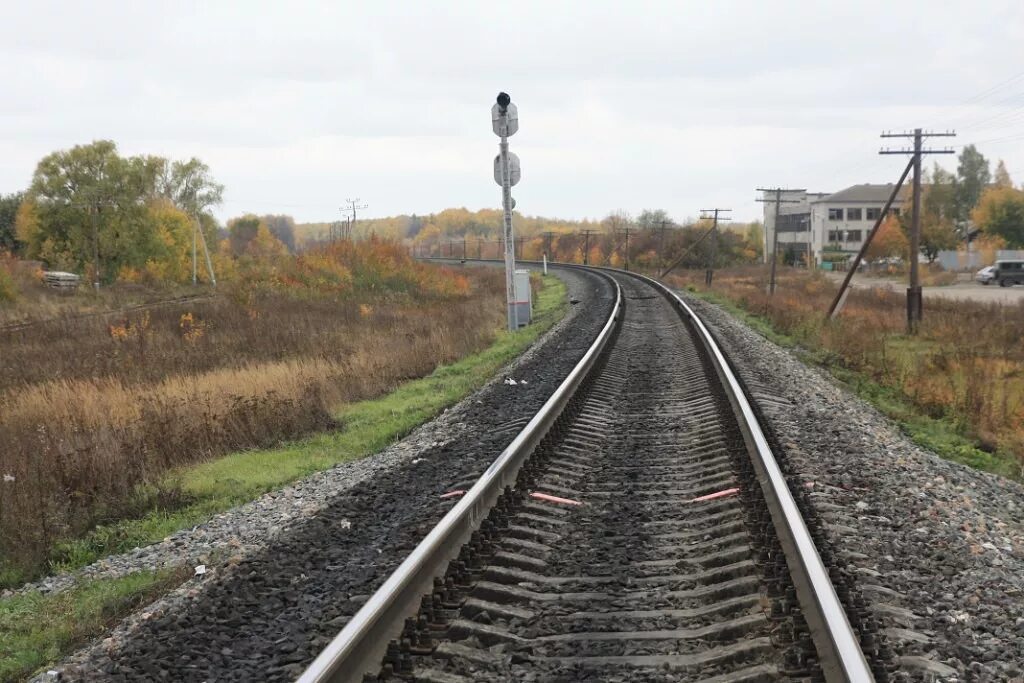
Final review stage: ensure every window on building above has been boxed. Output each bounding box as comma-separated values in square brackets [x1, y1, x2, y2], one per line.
[886, 208, 901, 217]
[866, 207, 881, 221]
[847, 208, 862, 221]
[828, 208, 843, 220]
[828, 230, 842, 242]
[847, 230, 863, 242]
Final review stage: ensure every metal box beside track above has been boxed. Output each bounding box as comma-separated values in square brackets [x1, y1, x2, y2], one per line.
[514, 269, 531, 327]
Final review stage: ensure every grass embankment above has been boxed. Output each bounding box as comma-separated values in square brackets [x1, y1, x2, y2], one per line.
[0, 570, 186, 682]
[0, 273, 566, 683]
[666, 267, 1023, 480]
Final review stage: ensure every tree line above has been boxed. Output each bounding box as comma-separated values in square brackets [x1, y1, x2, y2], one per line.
[865, 146, 1023, 262]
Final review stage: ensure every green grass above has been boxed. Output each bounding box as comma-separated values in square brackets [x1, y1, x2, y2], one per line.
[0, 569, 187, 682]
[40, 274, 569, 580]
[683, 286, 1014, 479]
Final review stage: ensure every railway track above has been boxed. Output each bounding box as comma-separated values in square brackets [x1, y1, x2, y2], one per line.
[300, 267, 879, 682]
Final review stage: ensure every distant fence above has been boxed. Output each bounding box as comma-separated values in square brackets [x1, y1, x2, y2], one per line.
[936, 250, 1024, 271]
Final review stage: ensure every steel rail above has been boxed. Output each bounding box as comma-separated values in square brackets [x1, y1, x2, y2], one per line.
[297, 269, 623, 683]
[625, 270, 874, 683]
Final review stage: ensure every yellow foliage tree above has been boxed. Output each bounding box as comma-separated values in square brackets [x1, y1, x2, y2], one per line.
[245, 225, 289, 261]
[866, 215, 909, 260]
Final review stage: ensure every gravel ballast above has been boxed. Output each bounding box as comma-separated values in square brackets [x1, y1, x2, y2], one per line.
[41, 267, 614, 682]
[681, 292, 1024, 682]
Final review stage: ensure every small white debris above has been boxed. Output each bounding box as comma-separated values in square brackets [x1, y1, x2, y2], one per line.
[981, 542, 998, 551]
[194, 564, 207, 576]
[46, 671, 59, 678]
[2, 474, 14, 483]
[520, 379, 528, 385]
[504, 377, 518, 385]
[340, 519, 352, 530]
[411, 458, 424, 465]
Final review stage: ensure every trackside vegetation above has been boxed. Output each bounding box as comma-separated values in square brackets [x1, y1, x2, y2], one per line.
[668, 267, 1023, 480]
[0, 273, 566, 682]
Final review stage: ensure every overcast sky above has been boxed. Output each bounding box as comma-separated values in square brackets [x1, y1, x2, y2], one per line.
[2, 1, 1023, 224]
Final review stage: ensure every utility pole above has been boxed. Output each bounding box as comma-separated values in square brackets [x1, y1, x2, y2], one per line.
[341, 199, 368, 240]
[756, 188, 805, 295]
[660, 223, 715, 278]
[656, 219, 672, 272]
[700, 209, 731, 286]
[880, 129, 956, 332]
[542, 231, 555, 263]
[580, 229, 597, 265]
[622, 227, 631, 271]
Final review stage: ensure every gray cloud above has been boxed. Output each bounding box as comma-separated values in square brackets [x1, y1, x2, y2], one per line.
[1, 0, 1023, 223]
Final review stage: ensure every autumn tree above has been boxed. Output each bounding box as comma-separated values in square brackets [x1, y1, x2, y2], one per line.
[994, 160, 1013, 189]
[972, 186, 1024, 247]
[261, 215, 297, 252]
[916, 165, 958, 262]
[19, 141, 223, 282]
[866, 215, 909, 259]
[0, 192, 22, 253]
[636, 209, 671, 230]
[953, 145, 991, 231]
[227, 215, 263, 256]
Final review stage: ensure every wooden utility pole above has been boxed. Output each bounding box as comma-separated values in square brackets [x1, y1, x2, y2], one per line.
[756, 188, 805, 295]
[624, 226, 631, 271]
[659, 224, 715, 278]
[341, 198, 368, 240]
[700, 209, 731, 286]
[542, 231, 556, 262]
[879, 129, 956, 332]
[656, 219, 672, 271]
[580, 229, 598, 265]
[827, 160, 914, 320]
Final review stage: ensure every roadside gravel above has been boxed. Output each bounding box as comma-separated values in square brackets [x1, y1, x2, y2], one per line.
[681, 292, 1024, 682]
[40, 266, 614, 682]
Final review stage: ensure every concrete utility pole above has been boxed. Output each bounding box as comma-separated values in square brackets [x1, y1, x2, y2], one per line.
[756, 188, 805, 295]
[492, 91, 522, 331]
[700, 209, 731, 286]
[880, 129, 956, 332]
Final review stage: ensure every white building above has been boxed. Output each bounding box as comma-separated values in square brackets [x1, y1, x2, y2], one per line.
[762, 184, 905, 266]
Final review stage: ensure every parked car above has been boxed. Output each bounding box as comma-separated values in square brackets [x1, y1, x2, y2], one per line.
[976, 265, 995, 285]
[993, 259, 1024, 287]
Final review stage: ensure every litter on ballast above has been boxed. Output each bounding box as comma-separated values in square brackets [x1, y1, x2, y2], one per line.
[688, 487, 739, 503]
[2, 474, 14, 483]
[530, 492, 583, 506]
[194, 564, 207, 576]
[440, 490, 466, 499]
[504, 378, 518, 385]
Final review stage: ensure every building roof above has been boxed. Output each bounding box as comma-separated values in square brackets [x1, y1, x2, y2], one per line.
[813, 184, 901, 204]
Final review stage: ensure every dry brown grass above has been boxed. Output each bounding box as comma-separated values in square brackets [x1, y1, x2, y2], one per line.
[665, 265, 1024, 476]
[0, 259, 504, 575]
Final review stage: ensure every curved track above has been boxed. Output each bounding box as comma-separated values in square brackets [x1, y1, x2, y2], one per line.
[301, 267, 879, 682]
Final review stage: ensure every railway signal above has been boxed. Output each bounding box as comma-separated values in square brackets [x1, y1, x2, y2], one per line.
[492, 91, 521, 331]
